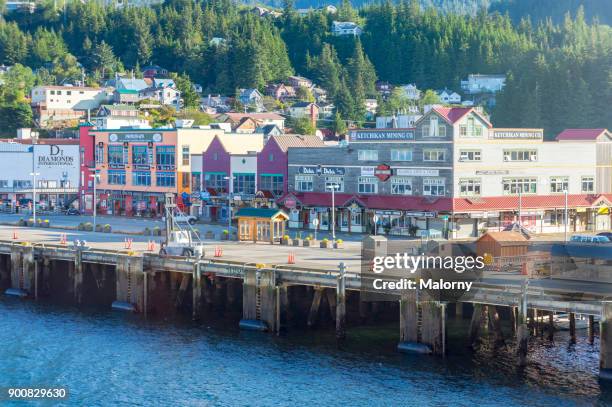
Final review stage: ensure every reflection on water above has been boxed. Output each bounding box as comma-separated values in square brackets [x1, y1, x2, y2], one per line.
[0, 298, 610, 406]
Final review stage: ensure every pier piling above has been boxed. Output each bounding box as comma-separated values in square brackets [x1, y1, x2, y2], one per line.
[601, 302, 612, 380]
[517, 287, 529, 366]
[336, 262, 346, 342]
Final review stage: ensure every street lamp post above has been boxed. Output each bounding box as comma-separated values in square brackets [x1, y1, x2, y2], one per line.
[29, 172, 40, 225]
[90, 170, 98, 231]
[223, 176, 235, 233]
[564, 189, 569, 242]
[326, 183, 339, 240]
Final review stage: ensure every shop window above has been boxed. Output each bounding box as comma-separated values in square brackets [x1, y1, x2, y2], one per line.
[550, 177, 569, 193]
[503, 150, 537, 162]
[133, 171, 151, 186]
[502, 178, 537, 194]
[108, 145, 124, 166]
[423, 178, 445, 196]
[205, 173, 227, 191]
[421, 116, 446, 137]
[459, 178, 481, 196]
[358, 177, 378, 194]
[132, 145, 149, 166]
[182, 173, 190, 188]
[459, 150, 481, 162]
[391, 177, 412, 195]
[13, 180, 32, 188]
[358, 150, 378, 161]
[108, 170, 126, 185]
[260, 174, 284, 196]
[0, 180, 8, 188]
[156, 172, 175, 187]
[459, 117, 483, 137]
[182, 145, 190, 166]
[156, 146, 176, 170]
[192, 173, 201, 192]
[96, 144, 105, 164]
[295, 175, 313, 192]
[581, 176, 594, 193]
[325, 176, 344, 192]
[391, 149, 413, 161]
[234, 173, 255, 195]
[423, 149, 446, 162]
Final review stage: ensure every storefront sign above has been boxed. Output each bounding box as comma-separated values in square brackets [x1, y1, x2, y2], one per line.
[349, 130, 415, 142]
[375, 210, 402, 216]
[374, 164, 392, 182]
[36, 145, 75, 167]
[491, 129, 543, 140]
[298, 166, 345, 176]
[360, 166, 375, 176]
[404, 211, 436, 218]
[395, 168, 440, 177]
[284, 198, 297, 208]
[109, 133, 163, 143]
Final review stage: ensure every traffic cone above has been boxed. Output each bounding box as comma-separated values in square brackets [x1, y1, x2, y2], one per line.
[214, 246, 223, 258]
[60, 233, 67, 245]
[12, 229, 18, 240]
[288, 252, 295, 264]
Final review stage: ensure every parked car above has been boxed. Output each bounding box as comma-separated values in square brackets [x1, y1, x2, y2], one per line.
[597, 232, 612, 240]
[64, 207, 81, 215]
[569, 234, 610, 243]
[173, 214, 198, 225]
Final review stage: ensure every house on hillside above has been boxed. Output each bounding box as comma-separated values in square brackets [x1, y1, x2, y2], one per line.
[238, 88, 264, 111]
[399, 84, 421, 100]
[332, 21, 362, 36]
[287, 76, 313, 89]
[288, 102, 319, 122]
[93, 104, 148, 129]
[461, 74, 506, 94]
[436, 88, 461, 104]
[266, 84, 296, 101]
[141, 65, 169, 79]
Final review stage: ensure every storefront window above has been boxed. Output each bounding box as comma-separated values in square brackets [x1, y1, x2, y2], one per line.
[204, 173, 227, 191]
[423, 149, 446, 162]
[295, 175, 313, 192]
[108, 145, 124, 166]
[423, 178, 445, 196]
[132, 145, 149, 166]
[13, 180, 32, 188]
[234, 173, 255, 195]
[156, 146, 175, 169]
[192, 173, 201, 192]
[108, 170, 126, 185]
[358, 177, 378, 194]
[550, 177, 569, 193]
[391, 177, 412, 195]
[260, 174, 284, 196]
[391, 149, 413, 161]
[459, 150, 481, 161]
[156, 172, 175, 187]
[502, 178, 537, 194]
[182, 145, 190, 166]
[459, 178, 481, 196]
[95, 144, 104, 164]
[581, 176, 594, 192]
[133, 171, 151, 186]
[503, 150, 537, 162]
[358, 150, 378, 161]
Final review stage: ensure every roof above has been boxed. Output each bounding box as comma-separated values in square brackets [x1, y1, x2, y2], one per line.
[477, 231, 527, 243]
[117, 78, 149, 91]
[430, 106, 492, 127]
[212, 134, 265, 155]
[100, 104, 137, 111]
[453, 194, 612, 212]
[116, 89, 138, 94]
[223, 113, 284, 121]
[34, 85, 104, 92]
[555, 128, 609, 141]
[291, 102, 316, 108]
[235, 208, 288, 219]
[269, 134, 325, 152]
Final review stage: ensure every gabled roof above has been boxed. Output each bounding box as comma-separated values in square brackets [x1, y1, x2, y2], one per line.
[430, 106, 492, 128]
[476, 231, 527, 243]
[209, 134, 264, 155]
[100, 104, 137, 111]
[117, 78, 149, 91]
[555, 128, 610, 141]
[235, 208, 288, 219]
[454, 194, 612, 212]
[269, 134, 325, 152]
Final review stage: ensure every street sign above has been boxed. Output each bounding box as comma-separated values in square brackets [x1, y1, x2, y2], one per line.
[312, 218, 319, 227]
[373, 215, 379, 223]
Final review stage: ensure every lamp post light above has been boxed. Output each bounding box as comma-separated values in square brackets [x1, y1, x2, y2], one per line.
[564, 189, 569, 242]
[326, 183, 339, 240]
[29, 172, 40, 225]
[89, 170, 99, 231]
[223, 176, 236, 233]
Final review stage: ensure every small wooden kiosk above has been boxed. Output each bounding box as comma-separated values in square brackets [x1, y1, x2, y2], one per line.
[476, 231, 529, 258]
[235, 208, 289, 243]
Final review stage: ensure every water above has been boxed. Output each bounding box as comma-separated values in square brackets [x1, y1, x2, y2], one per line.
[1, 298, 610, 406]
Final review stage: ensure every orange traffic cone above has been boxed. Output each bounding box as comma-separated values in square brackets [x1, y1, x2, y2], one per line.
[59, 233, 67, 245]
[214, 246, 223, 258]
[12, 229, 18, 240]
[288, 252, 295, 264]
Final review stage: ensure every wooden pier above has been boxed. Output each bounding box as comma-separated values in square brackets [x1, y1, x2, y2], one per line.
[0, 239, 610, 379]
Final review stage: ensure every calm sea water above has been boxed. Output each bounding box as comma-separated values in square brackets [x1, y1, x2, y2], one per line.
[1, 297, 610, 406]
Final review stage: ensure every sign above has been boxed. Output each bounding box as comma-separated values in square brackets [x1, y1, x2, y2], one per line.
[374, 164, 392, 182]
[233, 195, 242, 201]
[373, 215, 379, 223]
[360, 166, 375, 176]
[109, 133, 163, 143]
[349, 130, 415, 142]
[199, 191, 211, 201]
[395, 168, 440, 177]
[374, 210, 402, 216]
[284, 198, 297, 209]
[491, 129, 543, 140]
[37, 145, 75, 167]
[405, 211, 436, 218]
[298, 166, 345, 176]
[312, 218, 319, 227]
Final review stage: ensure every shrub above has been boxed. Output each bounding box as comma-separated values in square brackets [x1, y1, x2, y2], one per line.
[103, 224, 112, 233]
[335, 239, 343, 244]
[143, 227, 151, 236]
[282, 235, 290, 240]
[223, 229, 229, 235]
[322, 238, 329, 242]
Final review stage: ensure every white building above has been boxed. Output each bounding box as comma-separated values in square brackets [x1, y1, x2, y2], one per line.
[332, 21, 362, 36]
[31, 85, 113, 127]
[0, 142, 80, 209]
[399, 84, 421, 100]
[376, 114, 423, 129]
[461, 74, 506, 95]
[436, 88, 461, 104]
